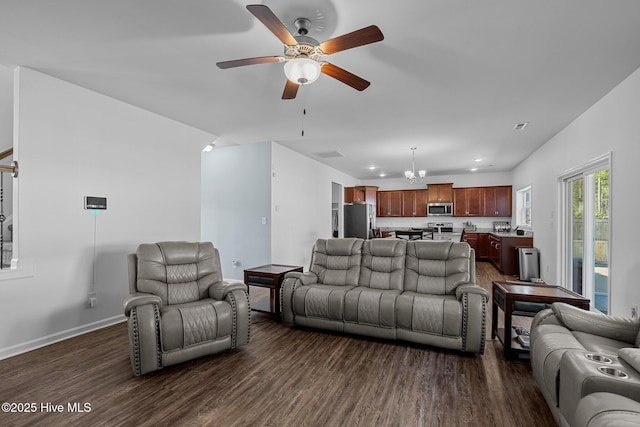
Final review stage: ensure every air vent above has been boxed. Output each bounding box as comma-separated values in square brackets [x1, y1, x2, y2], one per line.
[514, 122, 529, 130]
[315, 150, 344, 158]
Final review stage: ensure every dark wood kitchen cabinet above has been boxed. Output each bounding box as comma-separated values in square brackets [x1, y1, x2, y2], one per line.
[478, 233, 491, 259]
[461, 231, 478, 254]
[483, 186, 512, 217]
[377, 191, 403, 217]
[402, 190, 428, 217]
[461, 231, 491, 260]
[489, 234, 533, 276]
[453, 187, 483, 217]
[427, 183, 453, 203]
[345, 186, 378, 205]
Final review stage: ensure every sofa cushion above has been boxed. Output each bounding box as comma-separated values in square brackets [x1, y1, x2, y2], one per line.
[293, 284, 354, 321]
[396, 292, 462, 337]
[344, 287, 400, 327]
[552, 302, 640, 344]
[404, 241, 471, 295]
[573, 331, 630, 356]
[310, 239, 363, 286]
[359, 239, 406, 290]
[136, 241, 219, 305]
[160, 299, 232, 351]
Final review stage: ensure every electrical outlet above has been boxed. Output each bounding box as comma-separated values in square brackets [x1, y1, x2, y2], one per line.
[88, 292, 97, 308]
[632, 304, 638, 319]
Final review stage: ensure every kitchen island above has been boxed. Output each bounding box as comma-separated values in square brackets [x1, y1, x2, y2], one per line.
[462, 229, 534, 276]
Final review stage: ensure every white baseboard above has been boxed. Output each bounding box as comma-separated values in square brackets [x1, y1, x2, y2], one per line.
[0, 315, 126, 361]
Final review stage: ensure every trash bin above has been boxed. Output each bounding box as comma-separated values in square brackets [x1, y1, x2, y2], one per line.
[518, 247, 540, 281]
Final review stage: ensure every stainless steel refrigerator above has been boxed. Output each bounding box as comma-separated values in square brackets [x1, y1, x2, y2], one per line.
[344, 204, 375, 239]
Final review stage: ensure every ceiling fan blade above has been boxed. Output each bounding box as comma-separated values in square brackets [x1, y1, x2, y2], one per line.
[282, 80, 300, 100]
[319, 25, 384, 55]
[246, 4, 297, 46]
[216, 56, 283, 69]
[321, 63, 371, 91]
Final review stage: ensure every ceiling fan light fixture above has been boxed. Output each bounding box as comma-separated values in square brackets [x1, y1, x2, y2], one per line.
[284, 57, 321, 85]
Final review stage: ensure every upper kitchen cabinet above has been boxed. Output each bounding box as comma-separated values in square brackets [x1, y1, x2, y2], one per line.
[402, 190, 428, 217]
[345, 186, 378, 205]
[426, 183, 453, 203]
[377, 191, 403, 217]
[453, 187, 482, 217]
[483, 186, 512, 217]
[453, 185, 512, 217]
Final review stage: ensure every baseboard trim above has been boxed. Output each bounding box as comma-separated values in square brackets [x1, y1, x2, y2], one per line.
[0, 315, 126, 361]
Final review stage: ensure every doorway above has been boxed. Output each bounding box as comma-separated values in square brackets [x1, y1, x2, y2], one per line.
[331, 182, 342, 238]
[561, 154, 610, 313]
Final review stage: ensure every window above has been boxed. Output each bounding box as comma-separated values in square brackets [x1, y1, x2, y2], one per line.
[515, 185, 532, 228]
[560, 153, 610, 313]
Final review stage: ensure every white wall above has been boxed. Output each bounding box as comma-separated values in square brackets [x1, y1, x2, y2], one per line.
[0, 65, 12, 150]
[0, 68, 213, 358]
[512, 66, 640, 316]
[201, 142, 271, 280]
[271, 143, 359, 270]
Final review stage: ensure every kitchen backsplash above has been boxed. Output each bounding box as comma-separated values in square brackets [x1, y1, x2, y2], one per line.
[375, 217, 512, 230]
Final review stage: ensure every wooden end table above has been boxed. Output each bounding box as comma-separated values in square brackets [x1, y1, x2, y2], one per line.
[491, 281, 590, 360]
[244, 264, 303, 321]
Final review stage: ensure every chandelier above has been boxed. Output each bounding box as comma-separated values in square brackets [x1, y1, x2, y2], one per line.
[404, 147, 426, 184]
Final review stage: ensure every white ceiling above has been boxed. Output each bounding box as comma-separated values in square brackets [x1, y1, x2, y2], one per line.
[2, 0, 640, 179]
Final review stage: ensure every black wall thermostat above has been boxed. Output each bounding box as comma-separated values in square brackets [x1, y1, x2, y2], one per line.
[85, 196, 107, 210]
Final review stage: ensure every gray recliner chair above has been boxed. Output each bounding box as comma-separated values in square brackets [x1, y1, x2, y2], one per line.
[123, 241, 250, 376]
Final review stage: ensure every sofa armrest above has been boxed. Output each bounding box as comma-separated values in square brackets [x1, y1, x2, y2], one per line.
[456, 284, 489, 354]
[281, 272, 318, 324]
[552, 302, 640, 344]
[455, 284, 489, 301]
[559, 350, 640, 427]
[209, 281, 248, 301]
[124, 294, 162, 376]
[285, 271, 318, 285]
[575, 392, 640, 427]
[619, 348, 640, 374]
[124, 293, 162, 316]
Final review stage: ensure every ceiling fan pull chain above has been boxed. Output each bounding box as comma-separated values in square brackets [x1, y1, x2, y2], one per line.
[301, 108, 306, 137]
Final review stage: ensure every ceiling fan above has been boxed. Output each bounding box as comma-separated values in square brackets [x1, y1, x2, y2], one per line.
[216, 4, 384, 100]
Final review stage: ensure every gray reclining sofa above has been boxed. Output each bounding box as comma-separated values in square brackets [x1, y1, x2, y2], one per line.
[280, 238, 488, 354]
[531, 302, 640, 426]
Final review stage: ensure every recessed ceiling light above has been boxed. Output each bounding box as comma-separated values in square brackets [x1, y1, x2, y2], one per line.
[514, 122, 528, 130]
[470, 168, 478, 172]
[369, 166, 376, 170]
[474, 158, 483, 162]
[379, 173, 386, 177]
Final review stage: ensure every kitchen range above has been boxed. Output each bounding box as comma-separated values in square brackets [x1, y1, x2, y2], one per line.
[426, 222, 462, 242]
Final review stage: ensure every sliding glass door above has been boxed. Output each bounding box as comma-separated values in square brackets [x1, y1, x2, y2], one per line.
[562, 155, 610, 313]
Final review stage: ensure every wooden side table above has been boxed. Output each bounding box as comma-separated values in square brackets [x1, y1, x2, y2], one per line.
[491, 281, 590, 360]
[244, 264, 303, 321]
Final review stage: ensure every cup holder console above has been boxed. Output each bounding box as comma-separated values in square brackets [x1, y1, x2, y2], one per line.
[585, 353, 614, 364]
[598, 366, 629, 379]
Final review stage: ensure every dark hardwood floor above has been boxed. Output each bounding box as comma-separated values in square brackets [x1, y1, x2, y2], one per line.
[0, 261, 555, 427]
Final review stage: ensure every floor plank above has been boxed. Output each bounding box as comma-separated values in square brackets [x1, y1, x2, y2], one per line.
[0, 261, 555, 427]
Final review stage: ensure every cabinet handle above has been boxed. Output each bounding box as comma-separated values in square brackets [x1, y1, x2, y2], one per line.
[496, 243, 500, 249]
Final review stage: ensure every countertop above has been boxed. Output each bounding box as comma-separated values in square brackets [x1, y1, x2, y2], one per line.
[462, 228, 533, 238]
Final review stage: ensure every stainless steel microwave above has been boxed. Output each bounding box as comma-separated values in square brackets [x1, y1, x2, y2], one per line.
[427, 202, 453, 216]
